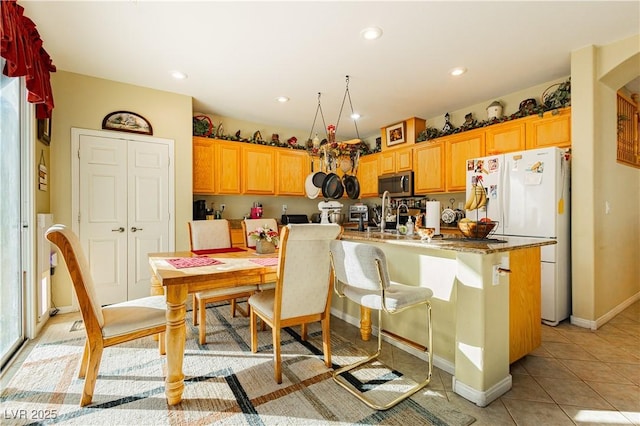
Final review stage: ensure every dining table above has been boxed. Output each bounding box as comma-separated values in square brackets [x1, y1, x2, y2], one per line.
[148, 248, 279, 405]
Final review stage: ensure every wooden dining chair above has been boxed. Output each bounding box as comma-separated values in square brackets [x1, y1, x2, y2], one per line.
[248, 224, 342, 383]
[188, 220, 259, 344]
[45, 224, 167, 407]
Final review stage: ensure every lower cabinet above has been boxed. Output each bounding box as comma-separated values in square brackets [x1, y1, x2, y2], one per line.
[509, 246, 542, 363]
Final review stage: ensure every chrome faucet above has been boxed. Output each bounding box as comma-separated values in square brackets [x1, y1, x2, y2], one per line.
[396, 203, 408, 229]
[380, 190, 390, 233]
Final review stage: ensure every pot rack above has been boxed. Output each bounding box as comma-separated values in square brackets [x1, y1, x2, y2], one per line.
[307, 75, 362, 161]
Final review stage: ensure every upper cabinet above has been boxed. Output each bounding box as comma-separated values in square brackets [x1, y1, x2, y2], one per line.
[444, 130, 485, 192]
[357, 153, 380, 198]
[525, 107, 571, 149]
[193, 137, 216, 194]
[276, 149, 309, 196]
[414, 141, 445, 194]
[380, 146, 413, 175]
[215, 140, 242, 194]
[485, 120, 526, 155]
[242, 144, 275, 194]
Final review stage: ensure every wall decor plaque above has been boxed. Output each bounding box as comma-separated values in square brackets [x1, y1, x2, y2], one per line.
[102, 111, 153, 135]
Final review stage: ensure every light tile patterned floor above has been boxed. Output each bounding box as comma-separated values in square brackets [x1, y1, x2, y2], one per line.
[2, 301, 638, 425]
[331, 300, 640, 425]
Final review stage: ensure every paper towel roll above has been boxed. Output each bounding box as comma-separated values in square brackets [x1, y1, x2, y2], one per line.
[425, 201, 441, 235]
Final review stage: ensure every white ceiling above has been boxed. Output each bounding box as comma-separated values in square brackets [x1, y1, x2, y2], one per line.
[21, 1, 640, 139]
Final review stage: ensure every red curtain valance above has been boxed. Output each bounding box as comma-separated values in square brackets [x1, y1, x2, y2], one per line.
[1, 0, 56, 119]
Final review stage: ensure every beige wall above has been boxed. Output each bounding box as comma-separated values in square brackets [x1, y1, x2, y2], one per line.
[48, 71, 192, 307]
[571, 35, 640, 324]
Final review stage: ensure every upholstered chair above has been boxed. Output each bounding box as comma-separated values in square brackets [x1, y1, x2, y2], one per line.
[328, 239, 434, 410]
[45, 224, 167, 407]
[188, 219, 258, 344]
[248, 224, 342, 383]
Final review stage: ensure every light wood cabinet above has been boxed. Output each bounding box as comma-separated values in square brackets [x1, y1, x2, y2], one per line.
[231, 228, 246, 248]
[414, 141, 445, 193]
[215, 140, 242, 194]
[242, 145, 275, 194]
[444, 130, 485, 192]
[276, 149, 309, 196]
[485, 121, 526, 155]
[509, 247, 542, 363]
[525, 107, 571, 149]
[193, 137, 216, 194]
[380, 147, 413, 175]
[357, 153, 380, 198]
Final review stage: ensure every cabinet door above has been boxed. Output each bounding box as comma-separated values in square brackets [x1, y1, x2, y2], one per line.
[509, 247, 541, 363]
[193, 137, 215, 194]
[357, 153, 380, 198]
[215, 141, 242, 194]
[485, 121, 526, 155]
[414, 142, 445, 193]
[380, 151, 395, 175]
[243, 145, 275, 194]
[276, 150, 308, 196]
[526, 107, 571, 149]
[396, 147, 413, 172]
[445, 131, 485, 192]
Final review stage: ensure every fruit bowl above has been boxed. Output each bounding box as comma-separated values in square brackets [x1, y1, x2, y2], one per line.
[458, 220, 498, 239]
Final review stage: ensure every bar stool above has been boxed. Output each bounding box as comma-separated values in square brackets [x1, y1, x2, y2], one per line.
[329, 239, 434, 410]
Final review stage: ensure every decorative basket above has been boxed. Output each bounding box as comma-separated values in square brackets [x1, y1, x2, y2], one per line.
[458, 221, 498, 240]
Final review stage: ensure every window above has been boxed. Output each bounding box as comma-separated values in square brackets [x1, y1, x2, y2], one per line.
[617, 91, 640, 168]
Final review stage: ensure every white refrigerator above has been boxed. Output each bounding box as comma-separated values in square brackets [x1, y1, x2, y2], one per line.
[464, 147, 571, 326]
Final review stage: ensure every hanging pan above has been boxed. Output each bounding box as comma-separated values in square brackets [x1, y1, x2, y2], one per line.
[322, 157, 344, 199]
[343, 151, 360, 199]
[305, 158, 320, 199]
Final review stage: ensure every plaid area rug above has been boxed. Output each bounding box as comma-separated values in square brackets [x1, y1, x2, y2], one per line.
[1, 304, 475, 426]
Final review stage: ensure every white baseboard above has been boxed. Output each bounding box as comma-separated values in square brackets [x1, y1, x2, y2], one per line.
[329, 307, 454, 375]
[51, 305, 78, 315]
[453, 374, 512, 407]
[571, 291, 640, 330]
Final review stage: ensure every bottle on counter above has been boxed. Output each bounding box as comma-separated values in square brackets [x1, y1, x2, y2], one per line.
[406, 215, 414, 236]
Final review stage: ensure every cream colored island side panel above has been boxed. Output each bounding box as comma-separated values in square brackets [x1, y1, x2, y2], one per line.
[335, 231, 552, 407]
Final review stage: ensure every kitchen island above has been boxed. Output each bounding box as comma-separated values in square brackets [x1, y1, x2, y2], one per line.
[332, 229, 556, 407]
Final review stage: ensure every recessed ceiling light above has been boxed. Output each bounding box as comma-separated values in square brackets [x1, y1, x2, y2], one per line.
[350, 113, 361, 120]
[360, 27, 383, 40]
[276, 96, 290, 103]
[170, 70, 187, 80]
[449, 67, 467, 77]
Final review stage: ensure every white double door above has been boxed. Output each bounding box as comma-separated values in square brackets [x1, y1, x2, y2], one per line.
[72, 128, 174, 305]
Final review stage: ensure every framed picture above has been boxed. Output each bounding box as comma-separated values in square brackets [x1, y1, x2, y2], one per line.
[102, 111, 153, 135]
[37, 117, 51, 145]
[386, 122, 405, 146]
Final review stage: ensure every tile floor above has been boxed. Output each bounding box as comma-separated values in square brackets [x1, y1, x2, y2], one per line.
[330, 300, 639, 425]
[2, 301, 638, 425]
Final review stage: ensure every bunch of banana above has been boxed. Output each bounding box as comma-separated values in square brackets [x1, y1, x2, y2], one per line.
[464, 184, 488, 210]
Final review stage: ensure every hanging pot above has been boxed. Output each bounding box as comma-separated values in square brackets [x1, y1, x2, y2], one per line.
[344, 151, 360, 199]
[344, 174, 360, 199]
[322, 172, 344, 199]
[305, 158, 320, 199]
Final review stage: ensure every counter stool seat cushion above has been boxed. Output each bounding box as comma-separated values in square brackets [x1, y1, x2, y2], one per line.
[342, 284, 433, 312]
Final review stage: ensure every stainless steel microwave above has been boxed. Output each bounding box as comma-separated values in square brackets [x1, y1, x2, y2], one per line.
[378, 171, 414, 197]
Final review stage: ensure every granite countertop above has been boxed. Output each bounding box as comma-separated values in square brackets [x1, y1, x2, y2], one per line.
[341, 229, 556, 255]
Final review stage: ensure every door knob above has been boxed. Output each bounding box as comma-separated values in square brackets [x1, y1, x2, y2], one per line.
[130, 227, 143, 232]
[111, 227, 125, 233]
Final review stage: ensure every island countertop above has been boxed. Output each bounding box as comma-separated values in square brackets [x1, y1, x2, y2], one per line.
[341, 229, 556, 254]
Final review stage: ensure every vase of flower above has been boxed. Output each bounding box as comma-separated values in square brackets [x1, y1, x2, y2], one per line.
[255, 239, 276, 254]
[248, 224, 279, 254]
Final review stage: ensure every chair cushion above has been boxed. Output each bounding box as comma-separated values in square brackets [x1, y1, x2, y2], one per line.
[195, 285, 258, 300]
[102, 295, 167, 338]
[248, 289, 276, 317]
[342, 281, 433, 312]
[189, 220, 231, 250]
